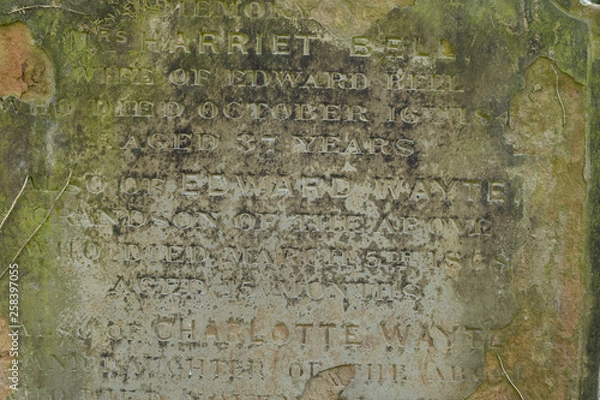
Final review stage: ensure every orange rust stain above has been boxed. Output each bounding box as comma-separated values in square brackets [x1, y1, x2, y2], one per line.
[0, 21, 55, 100]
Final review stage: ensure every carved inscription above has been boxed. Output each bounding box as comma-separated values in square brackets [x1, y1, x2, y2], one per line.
[8, 2, 535, 400]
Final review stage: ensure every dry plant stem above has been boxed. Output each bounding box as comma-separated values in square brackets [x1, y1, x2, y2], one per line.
[497, 353, 526, 400]
[8, 5, 88, 15]
[552, 65, 567, 126]
[0, 175, 29, 232]
[0, 171, 72, 279]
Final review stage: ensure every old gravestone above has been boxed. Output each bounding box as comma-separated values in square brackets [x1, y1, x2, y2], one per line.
[0, 0, 598, 398]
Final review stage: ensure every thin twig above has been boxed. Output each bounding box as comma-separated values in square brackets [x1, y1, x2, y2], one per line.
[0, 171, 72, 279]
[0, 175, 29, 232]
[8, 5, 88, 15]
[497, 353, 525, 400]
[552, 65, 567, 127]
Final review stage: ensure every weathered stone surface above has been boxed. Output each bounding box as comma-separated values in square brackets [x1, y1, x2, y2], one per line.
[0, 0, 597, 399]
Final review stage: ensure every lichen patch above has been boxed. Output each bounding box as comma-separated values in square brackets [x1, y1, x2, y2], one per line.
[285, 0, 416, 38]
